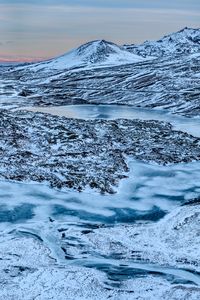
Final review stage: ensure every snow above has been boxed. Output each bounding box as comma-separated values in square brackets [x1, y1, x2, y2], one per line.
[21, 40, 144, 72]
[124, 27, 200, 57]
[19, 104, 200, 138]
[1, 109, 200, 194]
[0, 27, 200, 299]
[0, 194, 200, 299]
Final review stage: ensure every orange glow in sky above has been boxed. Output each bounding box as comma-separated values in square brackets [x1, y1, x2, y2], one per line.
[0, 1, 199, 62]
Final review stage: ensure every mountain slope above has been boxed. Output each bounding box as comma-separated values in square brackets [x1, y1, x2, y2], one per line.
[2, 28, 200, 117]
[25, 40, 144, 72]
[124, 27, 200, 57]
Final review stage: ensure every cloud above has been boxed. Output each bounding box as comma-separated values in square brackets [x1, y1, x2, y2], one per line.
[0, 41, 14, 46]
[0, 0, 200, 10]
[0, 0, 199, 60]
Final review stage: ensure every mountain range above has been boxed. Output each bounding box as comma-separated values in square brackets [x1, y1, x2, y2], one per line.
[2, 27, 200, 116]
[124, 27, 200, 57]
[26, 40, 144, 71]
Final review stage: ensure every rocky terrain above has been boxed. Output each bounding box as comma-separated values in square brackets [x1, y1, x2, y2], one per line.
[0, 27, 200, 300]
[1, 109, 200, 193]
[124, 27, 200, 57]
[1, 28, 200, 116]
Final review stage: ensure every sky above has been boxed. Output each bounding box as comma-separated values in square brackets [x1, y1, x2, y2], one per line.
[0, 0, 199, 61]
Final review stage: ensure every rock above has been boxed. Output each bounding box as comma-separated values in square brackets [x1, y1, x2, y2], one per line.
[0, 110, 200, 193]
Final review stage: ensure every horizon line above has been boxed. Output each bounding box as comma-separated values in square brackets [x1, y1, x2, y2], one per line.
[1, 26, 199, 63]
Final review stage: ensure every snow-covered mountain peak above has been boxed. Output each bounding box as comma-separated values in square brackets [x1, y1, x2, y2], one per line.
[16, 28, 200, 73]
[25, 39, 144, 72]
[75, 40, 121, 63]
[157, 27, 200, 44]
[125, 27, 200, 57]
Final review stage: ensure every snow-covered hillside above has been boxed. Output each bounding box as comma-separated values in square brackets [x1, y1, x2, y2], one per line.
[124, 27, 200, 57]
[2, 28, 200, 116]
[1, 28, 200, 300]
[25, 40, 144, 71]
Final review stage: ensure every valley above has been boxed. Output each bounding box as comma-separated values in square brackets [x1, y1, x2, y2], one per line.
[0, 27, 200, 299]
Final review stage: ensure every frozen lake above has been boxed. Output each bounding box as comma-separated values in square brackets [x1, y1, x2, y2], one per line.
[1, 159, 200, 285]
[20, 104, 200, 137]
[1, 104, 200, 289]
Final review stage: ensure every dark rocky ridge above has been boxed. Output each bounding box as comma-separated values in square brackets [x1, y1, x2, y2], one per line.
[1, 110, 200, 193]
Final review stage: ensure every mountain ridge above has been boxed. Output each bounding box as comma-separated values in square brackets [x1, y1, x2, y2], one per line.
[124, 27, 200, 57]
[3, 28, 200, 117]
[26, 39, 144, 71]
[17, 27, 200, 72]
